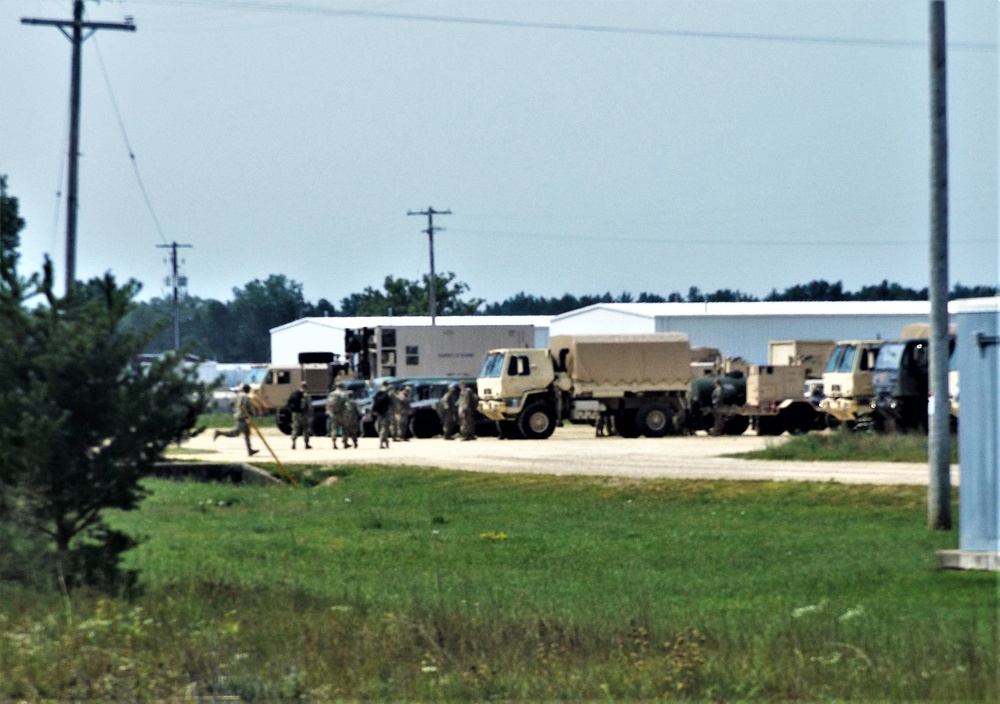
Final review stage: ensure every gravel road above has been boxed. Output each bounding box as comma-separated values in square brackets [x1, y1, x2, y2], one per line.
[177, 424, 958, 486]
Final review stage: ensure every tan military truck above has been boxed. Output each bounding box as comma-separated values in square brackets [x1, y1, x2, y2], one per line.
[818, 339, 885, 428]
[478, 333, 692, 439]
[688, 340, 834, 436]
[246, 352, 351, 414]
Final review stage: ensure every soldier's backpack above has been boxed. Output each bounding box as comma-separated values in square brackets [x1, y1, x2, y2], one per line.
[372, 389, 391, 415]
[287, 389, 307, 413]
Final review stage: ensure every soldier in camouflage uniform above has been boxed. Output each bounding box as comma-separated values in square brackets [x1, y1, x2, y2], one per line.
[325, 383, 348, 449]
[392, 386, 411, 441]
[287, 380, 312, 449]
[438, 383, 460, 440]
[458, 380, 479, 441]
[340, 391, 360, 448]
[214, 384, 259, 456]
[372, 381, 393, 449]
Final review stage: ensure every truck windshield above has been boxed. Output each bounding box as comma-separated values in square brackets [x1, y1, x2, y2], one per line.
[874, 343, 905, 371]
[479, 352, 505, 378]
[825, 346, 845, 374]
[242, 368, 266, 384]
[836, 346, 857, 373]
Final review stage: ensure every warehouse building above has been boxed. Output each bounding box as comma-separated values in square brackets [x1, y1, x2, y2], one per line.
[549, 301, 937, 363]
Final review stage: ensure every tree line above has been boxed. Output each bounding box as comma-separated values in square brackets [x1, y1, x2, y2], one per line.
[122, 274, 997, 362]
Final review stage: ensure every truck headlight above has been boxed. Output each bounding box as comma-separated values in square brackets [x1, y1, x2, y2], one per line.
[508, 398, 520, 408]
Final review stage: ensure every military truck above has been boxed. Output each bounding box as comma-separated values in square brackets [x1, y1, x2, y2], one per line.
[818, 339, 884, 428]
[688, 340, 834, 436]
[247, 352, 353, 436]
[343, 324, 536, 380]
[246, 352, 351, 416]
[477, 333, 692, 439]
[872, 323, 955, 433]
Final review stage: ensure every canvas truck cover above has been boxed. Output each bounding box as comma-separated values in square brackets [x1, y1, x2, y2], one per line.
[548, 334, 691, 391]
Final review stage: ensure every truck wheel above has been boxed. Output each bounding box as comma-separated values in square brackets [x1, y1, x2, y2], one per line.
[756, 416, 784, 436]
[638, 403, 672, 438]
[616, 410, 641, 438]
[276, 408, 292, 435]
[518, 404, 556, 440]
[723, 415, 750, 436]
[311, 415, 328, 437]
[410, 409, 442, 439]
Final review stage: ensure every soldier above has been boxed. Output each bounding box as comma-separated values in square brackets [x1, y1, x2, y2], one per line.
[438, 383, 460, 440]
[214, 383, 259, 456]
[286, 380, 312, 449]
[371, 381, 393, 449]
[325, 383, 348, 449]
[457, 380, 479, 441]
[392, 386, 411, 441]
[595, 407, 617, 437]
[341, 391, 361, 448]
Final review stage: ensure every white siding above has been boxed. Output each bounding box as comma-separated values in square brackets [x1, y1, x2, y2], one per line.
[654, 314, 927, 364]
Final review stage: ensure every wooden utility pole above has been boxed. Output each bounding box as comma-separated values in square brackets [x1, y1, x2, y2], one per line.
[22, 1, 135, 295]
[156, 242, 192, 350]
[407, 206, 451, 325]
[928, 0, 952, 530]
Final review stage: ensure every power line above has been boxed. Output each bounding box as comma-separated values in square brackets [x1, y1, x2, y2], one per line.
[122, 0, 995, 52]
[91, 32, 169, 245]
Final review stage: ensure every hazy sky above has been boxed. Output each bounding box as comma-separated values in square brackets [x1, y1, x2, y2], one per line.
[2, 0, 997, 306]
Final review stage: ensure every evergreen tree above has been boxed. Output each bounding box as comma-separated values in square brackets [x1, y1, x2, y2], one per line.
[1, 176, 210, 592]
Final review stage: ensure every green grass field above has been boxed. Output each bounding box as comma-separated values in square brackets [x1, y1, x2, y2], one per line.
[1, 466, 995, 702]
[731, 428, 959, 464]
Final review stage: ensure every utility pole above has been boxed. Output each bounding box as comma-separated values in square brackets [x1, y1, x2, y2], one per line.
[928, 0, 951, 530]
[156, 242, 192, 350]
[22, 1, 136, 295]
[407, 206, 451, 325]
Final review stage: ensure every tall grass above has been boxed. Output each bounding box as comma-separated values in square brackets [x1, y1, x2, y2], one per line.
[1, 468, 994, 701]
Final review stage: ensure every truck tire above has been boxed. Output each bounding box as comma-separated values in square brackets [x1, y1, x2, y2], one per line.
[755, 415, 784, 436]
[780, 404, 816, 435]
[311, 414, 329, 438]
[276, 408, 292, 435]
[638, 403, 672, 438]
[518, 403, 556, 440]
[722, 415, 750, 436]
[616, 410, 641, 438]
[410, 409, 442, 439]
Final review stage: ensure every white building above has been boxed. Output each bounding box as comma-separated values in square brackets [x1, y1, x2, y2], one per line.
[550, 301, 937, 363]
[270, 315, 551, 365]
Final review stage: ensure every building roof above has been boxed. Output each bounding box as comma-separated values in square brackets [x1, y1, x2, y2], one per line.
[551, 300, 935, 322]
[270, 314, 552, 334]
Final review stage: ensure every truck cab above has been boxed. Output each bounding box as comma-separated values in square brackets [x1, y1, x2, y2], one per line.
[872, 334, 955, 433]
[477, 348, 558, 439]
[818, 340, 883, 425]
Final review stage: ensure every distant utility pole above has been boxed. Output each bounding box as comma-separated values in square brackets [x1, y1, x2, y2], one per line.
[22, 1, 136, 295]
[928, 0, 951, 530]
[407, 206, 451, 325]
[157, 242, 192, 350]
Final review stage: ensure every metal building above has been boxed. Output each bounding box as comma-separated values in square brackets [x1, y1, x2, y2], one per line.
[550, 301, 936, 363]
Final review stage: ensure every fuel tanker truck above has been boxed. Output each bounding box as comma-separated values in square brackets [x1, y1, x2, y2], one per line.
[477, 333, 692, 439]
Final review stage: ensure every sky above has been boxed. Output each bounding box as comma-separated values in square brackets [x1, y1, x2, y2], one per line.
[1, 0, 997, 307]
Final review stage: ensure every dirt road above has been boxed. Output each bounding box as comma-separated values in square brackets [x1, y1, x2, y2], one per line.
[178, 424, 958, 486]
